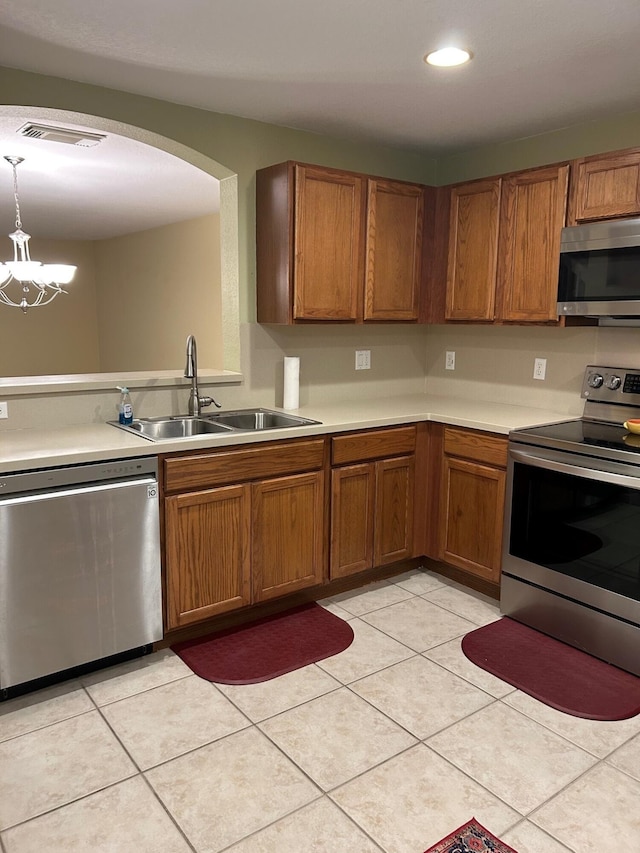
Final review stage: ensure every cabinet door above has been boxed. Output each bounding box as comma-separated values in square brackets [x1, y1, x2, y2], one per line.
[330, 463, 375, 579]
[496, 165, 569, 322]
[446, 179, 501, 321]
[569, 150, 640, 223]
[374, 456, 415, 567]
[252, 471, 325, 601]
[165, 485, 251, 630]
[293, 165, 364, 320]
[440, 456, 505, 583]
[364, 179, 424, 320]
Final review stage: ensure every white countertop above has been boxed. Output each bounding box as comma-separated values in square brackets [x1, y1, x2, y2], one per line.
[0, 394, 573, 474]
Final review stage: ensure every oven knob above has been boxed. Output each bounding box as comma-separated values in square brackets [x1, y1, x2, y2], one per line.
[605, 374, 622, 390]
[587, 373, 604, 388]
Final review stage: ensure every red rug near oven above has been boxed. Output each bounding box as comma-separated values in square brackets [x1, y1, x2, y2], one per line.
[462, 617, 640, 720]
[423, 818, 518, 853]
[171, 602, 354, 684]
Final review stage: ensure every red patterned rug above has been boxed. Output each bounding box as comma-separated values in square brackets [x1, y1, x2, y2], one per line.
[424, 818, 517, 853]
[171, 602, 354, 684]
[462, 617, 640, 720]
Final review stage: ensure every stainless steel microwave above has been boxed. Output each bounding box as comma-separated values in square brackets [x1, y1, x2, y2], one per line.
[558, 217, 640, 320]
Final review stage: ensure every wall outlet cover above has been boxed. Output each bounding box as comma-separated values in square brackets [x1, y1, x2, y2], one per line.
[533, 357, 547, 380]
[355, 350, 371, 370]
[445, 351, 455, 370]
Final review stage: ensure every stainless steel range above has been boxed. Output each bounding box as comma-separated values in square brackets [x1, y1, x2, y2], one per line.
[501, 365, 640, 676]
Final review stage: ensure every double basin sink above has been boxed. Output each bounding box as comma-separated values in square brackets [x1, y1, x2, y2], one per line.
[109, 408, 321, 442]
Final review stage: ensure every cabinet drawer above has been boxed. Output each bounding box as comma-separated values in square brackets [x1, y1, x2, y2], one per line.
[164, 438, 326, 493]
[443, 427, 507, 468]
[332, 426, 416, 465]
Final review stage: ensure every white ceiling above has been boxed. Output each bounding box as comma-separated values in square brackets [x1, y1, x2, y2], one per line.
[2, 0, 640, 154]
[0, 116, 219, 241]
[1, 0, 640, 241]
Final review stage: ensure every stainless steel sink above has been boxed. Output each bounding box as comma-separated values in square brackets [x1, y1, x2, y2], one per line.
[203, 408, 320, 431]
[108, 409, 321, 442]
[108, 416, 234, 442]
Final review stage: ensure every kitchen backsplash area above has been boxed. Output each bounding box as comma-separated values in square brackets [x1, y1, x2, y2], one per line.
[2, 319, 633, 432]
[424, 323, 600, 417]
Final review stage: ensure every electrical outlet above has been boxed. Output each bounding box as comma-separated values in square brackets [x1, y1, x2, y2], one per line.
[533, 357, 547, 380]
[445, 351, 455, 370]
[355, 349, 371, 370]
[0, 401, 7, 419]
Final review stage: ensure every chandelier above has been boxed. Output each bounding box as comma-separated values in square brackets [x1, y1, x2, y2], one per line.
[0, 155, 76, 313]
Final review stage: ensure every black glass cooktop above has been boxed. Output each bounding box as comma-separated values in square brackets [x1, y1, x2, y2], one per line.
[512, 418, 640, 457]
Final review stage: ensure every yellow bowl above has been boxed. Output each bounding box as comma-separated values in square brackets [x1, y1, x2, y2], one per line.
[624, 420, 640, 435]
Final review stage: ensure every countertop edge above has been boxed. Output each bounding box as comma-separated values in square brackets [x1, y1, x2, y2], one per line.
[0, 395, 575, 474]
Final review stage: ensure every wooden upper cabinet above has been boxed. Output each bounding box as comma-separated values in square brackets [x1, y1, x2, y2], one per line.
[496, 164, 569, 322]
[446, 179, 501, 321]
[256, 161, 428, 324]
[364, 179, 424, 320]
[445, 165, 568, 325]
[568, 149, 640, 224]
[294, 165, 363, 320]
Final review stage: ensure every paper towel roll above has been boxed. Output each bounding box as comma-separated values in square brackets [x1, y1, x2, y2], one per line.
[283, 356, 300, 409]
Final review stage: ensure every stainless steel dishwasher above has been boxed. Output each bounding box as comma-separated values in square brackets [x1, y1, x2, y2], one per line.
[0, 456, 162, 697]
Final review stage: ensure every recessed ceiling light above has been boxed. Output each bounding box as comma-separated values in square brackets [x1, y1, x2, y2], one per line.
[424, 47, 472, 67]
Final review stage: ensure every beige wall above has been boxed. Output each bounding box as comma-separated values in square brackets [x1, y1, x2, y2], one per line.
[0, 239, 100, 376]
[94, 213, 222, 372]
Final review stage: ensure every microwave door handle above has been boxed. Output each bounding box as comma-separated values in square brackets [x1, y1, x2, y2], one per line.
[510, 448, 640, 490]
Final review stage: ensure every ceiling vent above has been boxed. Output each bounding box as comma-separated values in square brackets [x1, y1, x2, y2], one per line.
[17, 123, 106, 148]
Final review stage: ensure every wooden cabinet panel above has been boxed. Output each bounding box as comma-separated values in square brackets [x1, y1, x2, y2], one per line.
[165, 484, 251, 629]
[252, 471, 325, 601]
[568, 150, 640, 223]
[443, 426, 508, 468]
[330, 463, 375, 578]
[364, 179, 424, 320]
[164, 438, 325, 493]
[440, 456, 505, 583]
[256, 160, 430, 324]
[331, 425, 416, 465]
[374, 456, 415, 567]
[446, 179, 501, 321]
[294, 165, 364, 320]
[496, 165, 569, 322]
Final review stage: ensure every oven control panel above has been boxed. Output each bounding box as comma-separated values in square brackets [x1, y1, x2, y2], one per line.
[582, 365, 640, 403]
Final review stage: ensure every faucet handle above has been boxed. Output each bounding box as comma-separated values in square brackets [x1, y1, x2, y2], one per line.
[199, 396, 222, 410]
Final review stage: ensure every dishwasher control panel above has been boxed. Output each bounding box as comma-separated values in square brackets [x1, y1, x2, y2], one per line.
[0, 456, 158, 497]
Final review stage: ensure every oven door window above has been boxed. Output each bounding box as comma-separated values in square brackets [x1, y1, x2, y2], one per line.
[510, 462, 640, 602]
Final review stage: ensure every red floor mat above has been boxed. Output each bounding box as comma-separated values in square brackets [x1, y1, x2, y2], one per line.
[462, 617, 640, 720]
[171, 602, 354, 684]
[423, 818, 518, 853]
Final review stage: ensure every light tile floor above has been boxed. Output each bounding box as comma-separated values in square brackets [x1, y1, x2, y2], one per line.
[1, 568, 640, 852]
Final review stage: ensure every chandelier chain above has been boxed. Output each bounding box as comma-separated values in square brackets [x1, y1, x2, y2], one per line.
[12, 162, 22, 231]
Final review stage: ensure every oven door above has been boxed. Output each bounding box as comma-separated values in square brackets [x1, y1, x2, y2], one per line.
[501, 441, 640, 673]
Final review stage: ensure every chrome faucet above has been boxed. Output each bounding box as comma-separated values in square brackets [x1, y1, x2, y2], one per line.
[184, 334, 221, 416]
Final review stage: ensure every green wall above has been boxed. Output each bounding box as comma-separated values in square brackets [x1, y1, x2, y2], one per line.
[436, 110, 640, 184]
[0, 67, 437, 324]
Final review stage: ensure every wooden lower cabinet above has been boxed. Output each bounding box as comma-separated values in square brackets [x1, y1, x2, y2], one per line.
[252, 471, 325, 601]
[165, 484, 251, 629]
[438, 426, 507, 584]
[330, 426, 416, 579]
[163, 438, 326, 631]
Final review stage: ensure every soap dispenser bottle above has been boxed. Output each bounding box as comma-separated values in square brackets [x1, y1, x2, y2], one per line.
[116, 386, 134, 425]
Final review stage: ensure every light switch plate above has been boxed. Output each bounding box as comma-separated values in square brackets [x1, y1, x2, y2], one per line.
[445, 351, 455, 370]
[0, 402, 7, 419]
